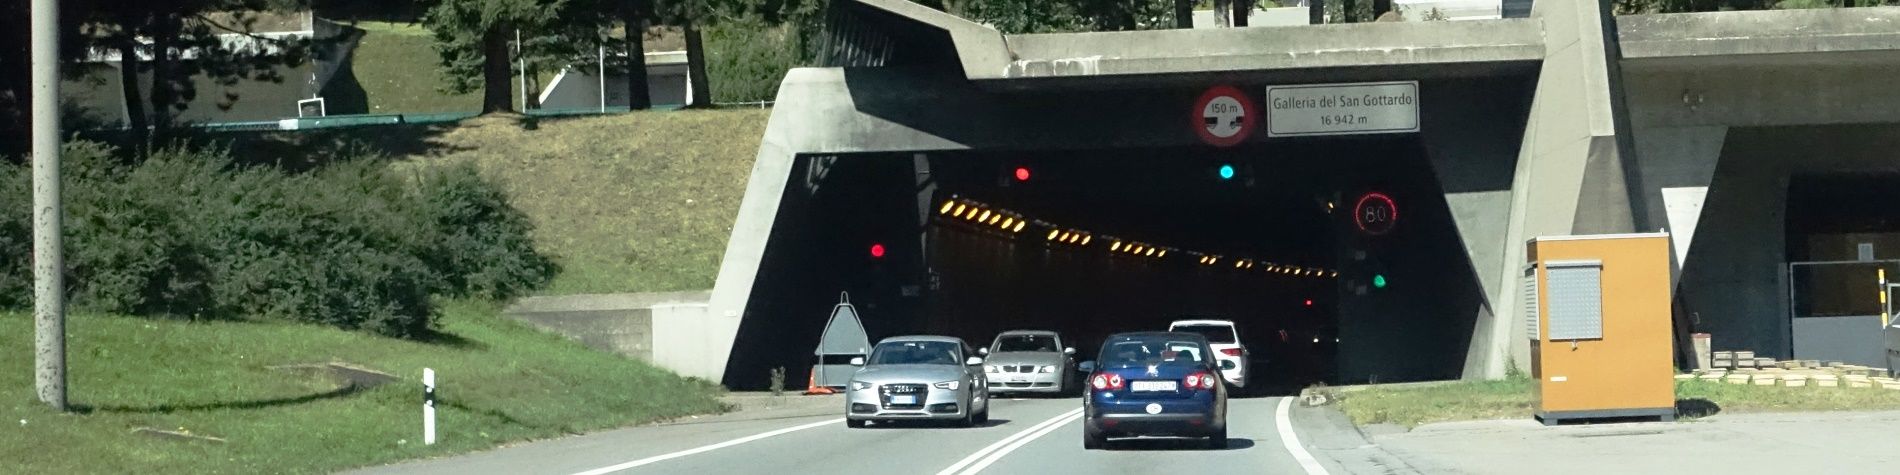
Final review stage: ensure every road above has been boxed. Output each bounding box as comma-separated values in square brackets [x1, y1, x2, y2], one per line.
[351, 395, 1391, 475]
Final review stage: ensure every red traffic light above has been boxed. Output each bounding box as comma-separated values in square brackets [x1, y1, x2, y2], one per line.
[1013, 167, 1031, 182]
[869, 243, 886, 258]
[1304, 299, 1313, 307]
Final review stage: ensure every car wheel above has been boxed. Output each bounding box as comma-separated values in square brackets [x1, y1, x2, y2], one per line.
[959, 395, 978, 428]
[1083, 428, 1105, 450]
[1206, 427, 1228, 450]
[974, 406, 989, 425]
[847, 418, 866, 429]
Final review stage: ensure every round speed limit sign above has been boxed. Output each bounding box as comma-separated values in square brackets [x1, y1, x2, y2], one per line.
[1193, 85, 1256, 147]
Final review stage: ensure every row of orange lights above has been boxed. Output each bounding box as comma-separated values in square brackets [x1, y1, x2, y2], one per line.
[938, 196, 1332, 277]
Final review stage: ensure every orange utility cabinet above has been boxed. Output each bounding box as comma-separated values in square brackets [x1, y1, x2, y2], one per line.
[1526, 233, 1676, 425]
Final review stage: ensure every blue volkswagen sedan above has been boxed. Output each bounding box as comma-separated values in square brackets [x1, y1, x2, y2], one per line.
[1080, 331, 1228, 449]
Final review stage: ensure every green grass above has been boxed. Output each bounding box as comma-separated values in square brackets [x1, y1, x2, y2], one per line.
[351, 21, 482, 114]
[1, 302, 728, 473]
[1334, 377, 1900, 428]
[396, 109, 770, 295]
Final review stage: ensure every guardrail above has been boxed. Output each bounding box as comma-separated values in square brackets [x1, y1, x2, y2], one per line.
[106, 103, 702, 134]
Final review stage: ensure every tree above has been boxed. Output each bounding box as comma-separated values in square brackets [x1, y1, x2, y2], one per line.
[422, 0, 567, 114]
[951, 0, 1179, 34]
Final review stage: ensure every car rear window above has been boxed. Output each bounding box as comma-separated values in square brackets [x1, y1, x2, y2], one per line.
[994, 334, 1059, 353]
[1171, 324, 1236, 344]
[1098, 336, 1210, 368]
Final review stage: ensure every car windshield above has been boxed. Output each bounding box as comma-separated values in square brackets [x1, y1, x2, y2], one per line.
[1171, 324, 1237, 344]
[1097, 336, 1209, 368]
[994, 334, 1059, 353]
[868, 341, 962, 365]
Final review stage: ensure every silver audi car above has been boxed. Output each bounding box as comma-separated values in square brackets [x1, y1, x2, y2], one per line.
[845, 336, 991, 428]
[982, 330, 1076, 395]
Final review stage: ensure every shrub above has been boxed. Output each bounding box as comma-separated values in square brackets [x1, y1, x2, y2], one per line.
[706, 17, 803, 104]
[0, 141, 555, 338]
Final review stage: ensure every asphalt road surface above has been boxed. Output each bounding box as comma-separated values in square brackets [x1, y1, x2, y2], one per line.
[351, 395, 1394, 475]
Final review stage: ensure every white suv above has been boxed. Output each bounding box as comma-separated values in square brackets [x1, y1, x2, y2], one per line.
[1168, 319, 1247, 389]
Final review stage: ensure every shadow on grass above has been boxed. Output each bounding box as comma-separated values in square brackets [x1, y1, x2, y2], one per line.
[73, 385, 364, 415]
[416, 328, 487, 351]
[1676, 398, 1722, 418]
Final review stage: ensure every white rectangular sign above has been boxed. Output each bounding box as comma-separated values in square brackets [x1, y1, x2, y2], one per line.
[1265, 81, 1420, 137]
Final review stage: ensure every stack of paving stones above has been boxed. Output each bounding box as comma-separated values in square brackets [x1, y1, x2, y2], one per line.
[1679, 351, 1900, 390]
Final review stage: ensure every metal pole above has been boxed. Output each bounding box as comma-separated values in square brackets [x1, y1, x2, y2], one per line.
[515, 29, 527, 112]
[597, 45, 606, 113]
[31, 0, 69, 411]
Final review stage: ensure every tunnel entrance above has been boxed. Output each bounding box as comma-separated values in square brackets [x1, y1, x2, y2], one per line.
[724, 135, 1486, 391]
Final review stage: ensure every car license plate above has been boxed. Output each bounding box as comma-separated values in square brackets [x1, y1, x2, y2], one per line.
[1131, 380, 1177, 392]
[891, 395, 918, 405]
[1010, 376, 1028, 383]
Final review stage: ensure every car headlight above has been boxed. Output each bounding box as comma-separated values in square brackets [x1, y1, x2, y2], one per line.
[1038, 365, 1056, 374]
[985, 365, 999, 373]
[850, 380, 872, 391]
[933, 380, 960, 390]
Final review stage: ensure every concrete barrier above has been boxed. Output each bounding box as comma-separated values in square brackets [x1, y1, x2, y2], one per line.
[506, 291, 718, 379]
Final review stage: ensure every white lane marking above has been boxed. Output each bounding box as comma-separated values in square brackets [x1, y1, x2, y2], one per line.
[569, 418, 842, 475]
[1276, 397, 1330, 475]
[935, 407, 1083, 475]
[954, 410, 1082, 475]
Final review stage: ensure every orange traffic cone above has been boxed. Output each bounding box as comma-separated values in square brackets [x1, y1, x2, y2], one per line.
[803, 371, 835, 395]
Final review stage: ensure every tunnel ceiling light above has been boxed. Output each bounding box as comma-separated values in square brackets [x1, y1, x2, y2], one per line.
[940, 200, 956, 214]
[1047, 229, 1060, 240]
[953, 204, 967, 217]
[1012, 221, 1026, 232]
[1080, 235, 1092, 245]
[1109, 241, 1121, 251]
[1234, 260, 1244, 268]
[988, 214, 1003, 225]
[1145, 248, 1157, 257]
[1157, 250, 1167, 258]
[1000, 217, 1014, 229]
[978, 210, 992, 222]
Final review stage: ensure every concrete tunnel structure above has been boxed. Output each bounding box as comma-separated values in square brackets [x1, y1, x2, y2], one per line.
[609, 1, 1900, 390]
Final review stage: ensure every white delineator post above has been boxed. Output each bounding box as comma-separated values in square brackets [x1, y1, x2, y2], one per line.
[423, 368, 436, 445]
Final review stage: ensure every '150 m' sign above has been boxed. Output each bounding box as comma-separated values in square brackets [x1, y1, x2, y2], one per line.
[1265, 81, 1420, 137]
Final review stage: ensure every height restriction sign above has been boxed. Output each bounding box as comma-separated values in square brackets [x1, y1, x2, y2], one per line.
[1193, 85, 1256, 147]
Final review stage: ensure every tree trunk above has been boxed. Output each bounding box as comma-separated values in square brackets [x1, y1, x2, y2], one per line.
[1175, 0, 1194, 28]
[682, 20, 711, 108]
[115, 33, 149, 156]
[1214, 0, 1231, 27]
[526, 68, 541, 109]
[620, 1, 651, 110]
[1232, 0, 1250, 27]
[149, 17, 176, 147]
[481, 22, 515, 114]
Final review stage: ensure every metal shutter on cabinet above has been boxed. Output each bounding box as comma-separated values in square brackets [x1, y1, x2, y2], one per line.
[1546, 261, 1604, 340]
[1523, 265, 1539, 340]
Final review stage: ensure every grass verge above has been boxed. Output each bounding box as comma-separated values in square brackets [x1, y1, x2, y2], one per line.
[1334, 377, 1900, 428]
[2, 302, 727, 473]
[398, 109, 770, 295]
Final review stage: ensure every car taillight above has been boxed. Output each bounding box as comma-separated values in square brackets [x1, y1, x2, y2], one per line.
[1186, 372, 1216, 390]
[1220, 348, 1243, 357]
[1091, 374, 1124, 391]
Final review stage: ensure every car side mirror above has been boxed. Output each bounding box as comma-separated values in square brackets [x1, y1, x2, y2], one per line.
[849, 357, 865, 366]
[966, 356, 984, 366]
[1078, 361, 1096, 373]
[1063, 347, 1076, 355]
[978, 347, 990, 356]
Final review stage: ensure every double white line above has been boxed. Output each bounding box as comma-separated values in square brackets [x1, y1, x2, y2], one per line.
[935, 407, 1084, 475]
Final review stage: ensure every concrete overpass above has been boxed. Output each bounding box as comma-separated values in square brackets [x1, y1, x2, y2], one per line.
[618, 2, 1900, 389]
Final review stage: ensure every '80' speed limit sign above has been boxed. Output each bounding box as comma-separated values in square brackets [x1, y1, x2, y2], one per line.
[1193, 85, 1257, 147]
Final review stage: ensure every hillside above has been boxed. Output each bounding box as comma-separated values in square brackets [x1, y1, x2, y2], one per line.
[0, 302, 727, 473]
[399, 109, 771, 295]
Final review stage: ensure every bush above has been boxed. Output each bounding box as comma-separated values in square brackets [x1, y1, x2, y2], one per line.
[706, 17, 803, 104]
[0, 141, 555, 338]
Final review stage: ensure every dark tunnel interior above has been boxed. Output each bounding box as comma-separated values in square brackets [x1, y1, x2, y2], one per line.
[723, 136, 1487, 392]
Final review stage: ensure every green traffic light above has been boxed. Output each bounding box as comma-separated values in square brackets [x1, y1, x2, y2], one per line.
[1372, 274, 1387, 289]
[1218, 164, 1235, 180]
